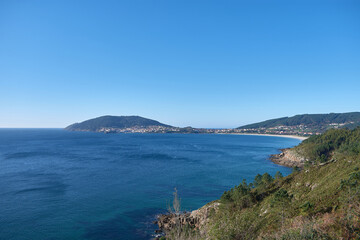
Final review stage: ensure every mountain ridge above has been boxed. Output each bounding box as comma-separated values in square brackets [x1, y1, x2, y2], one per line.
[236, 112, 360, 135]
[65, 112, 360, 135]
[238, 112, 360, 129]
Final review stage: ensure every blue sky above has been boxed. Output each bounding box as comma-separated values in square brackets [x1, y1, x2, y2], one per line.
[1, 0, 359, 128]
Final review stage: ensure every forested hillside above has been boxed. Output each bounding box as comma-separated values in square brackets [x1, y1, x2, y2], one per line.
[237, 112, 360, 135]
[65, 115, 172, 131]
[161, 128, 360, 239]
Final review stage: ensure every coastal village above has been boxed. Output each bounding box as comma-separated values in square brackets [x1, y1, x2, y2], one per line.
[96, 122, 355, 136]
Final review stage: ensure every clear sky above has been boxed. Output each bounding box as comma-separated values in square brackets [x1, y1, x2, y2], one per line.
[1, 0, 359, 128]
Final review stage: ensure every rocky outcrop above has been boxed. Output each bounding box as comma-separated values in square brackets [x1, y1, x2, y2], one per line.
[156, 212, 194, 232]
[270, 148, 308, 168]
[155, 202, 220, 237]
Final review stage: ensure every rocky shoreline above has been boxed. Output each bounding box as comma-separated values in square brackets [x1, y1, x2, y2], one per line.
[270, 148, 308, 168]
[154, 148, 308, 238]
[154, 202, 220, 239]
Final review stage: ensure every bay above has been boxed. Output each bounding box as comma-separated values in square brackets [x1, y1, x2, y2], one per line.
[0, 129, 299, 240]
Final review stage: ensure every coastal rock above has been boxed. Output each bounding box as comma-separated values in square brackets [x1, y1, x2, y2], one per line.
[270, 148, 308, 168]
[156, 202, 220, 236]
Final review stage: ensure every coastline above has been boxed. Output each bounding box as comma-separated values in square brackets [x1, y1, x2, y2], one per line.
[222, 133, 308, 141]
[155, 133, 308, 237]
[218, 133, 309, 168]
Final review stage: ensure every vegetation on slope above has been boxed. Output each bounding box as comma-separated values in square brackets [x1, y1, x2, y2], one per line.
[208, 127, 360, 239]
[163, 128, 360, 239]
[65, 115, 172, 131]
[237, 112, 360, 130]
[294, 127, 360, 164]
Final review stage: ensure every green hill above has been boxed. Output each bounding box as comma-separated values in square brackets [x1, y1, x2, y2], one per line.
[161, 128, 360, 239]
[238, 112, 360, 130]
[65, 115, 172, 131]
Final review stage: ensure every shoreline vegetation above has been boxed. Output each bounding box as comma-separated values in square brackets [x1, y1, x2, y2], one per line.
[155, 127, 360, 239]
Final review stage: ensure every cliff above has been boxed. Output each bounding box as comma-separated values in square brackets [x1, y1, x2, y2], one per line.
[156, 202, 220, 238]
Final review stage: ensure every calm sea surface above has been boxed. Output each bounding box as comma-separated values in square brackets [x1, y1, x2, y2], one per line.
[0, 129, 300, 240]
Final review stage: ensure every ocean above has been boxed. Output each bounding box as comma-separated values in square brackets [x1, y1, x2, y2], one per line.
[0, 129, 300, 240]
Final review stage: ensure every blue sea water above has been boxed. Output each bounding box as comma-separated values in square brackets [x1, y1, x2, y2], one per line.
[0, 129, 300, 240]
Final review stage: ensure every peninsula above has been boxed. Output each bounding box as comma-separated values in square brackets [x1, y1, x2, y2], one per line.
[65, 115, 176, 133]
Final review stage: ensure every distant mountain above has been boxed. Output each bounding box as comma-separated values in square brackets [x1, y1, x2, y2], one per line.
[237, 112, 360, 130]
[66, 112, 360, 135]
[65, 116, 173, 132]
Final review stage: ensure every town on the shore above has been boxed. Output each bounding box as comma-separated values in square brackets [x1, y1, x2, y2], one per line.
[97, 122, 352, 136]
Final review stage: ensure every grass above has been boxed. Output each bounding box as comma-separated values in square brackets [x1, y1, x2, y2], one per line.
[206, 157, 360, 239]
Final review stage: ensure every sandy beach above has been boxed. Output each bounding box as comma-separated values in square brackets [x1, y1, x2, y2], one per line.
[226, 133, 308, 141]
